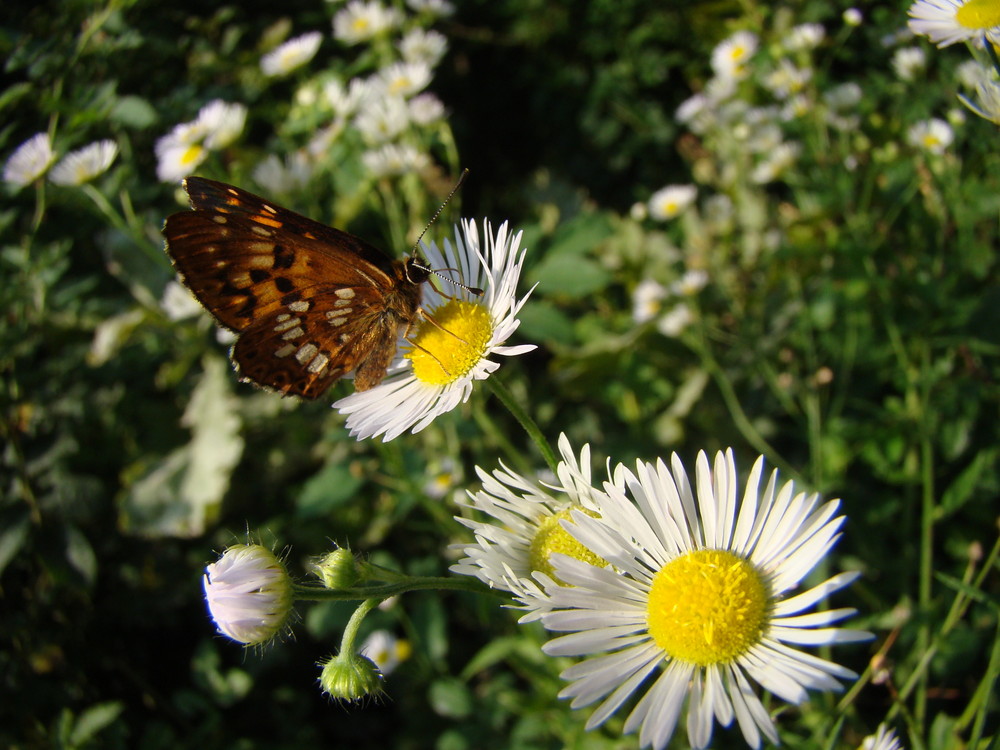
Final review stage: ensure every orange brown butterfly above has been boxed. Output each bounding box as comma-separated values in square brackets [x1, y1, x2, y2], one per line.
[162, 174, 468, 399]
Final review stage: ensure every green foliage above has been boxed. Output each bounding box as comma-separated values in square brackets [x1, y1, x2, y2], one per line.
[2, 0, 998, 749]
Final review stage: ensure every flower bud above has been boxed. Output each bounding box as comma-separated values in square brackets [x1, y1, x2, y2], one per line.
[202, 544, 293, 645]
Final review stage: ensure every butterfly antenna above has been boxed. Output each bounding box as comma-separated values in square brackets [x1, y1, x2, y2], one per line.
[410, 168, 469, 255]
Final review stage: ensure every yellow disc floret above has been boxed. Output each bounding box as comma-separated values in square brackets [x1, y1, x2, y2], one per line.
[528, 508, 607, 583]
[647, 549, 768, 666]
[407, 300, 492, 385]
[956, 0, 1000, 30]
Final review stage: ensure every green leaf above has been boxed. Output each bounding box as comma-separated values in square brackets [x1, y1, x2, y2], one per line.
[296, 463, 365, 518]
[110, 95, 158, 129]
[428, 677, 473, 719]
[68, 702, 124, 747]
[938, 449, 998, 520]
[65, 526, 97, 586]
[529, 253, 610, 297]
[0, 510, 30, 576]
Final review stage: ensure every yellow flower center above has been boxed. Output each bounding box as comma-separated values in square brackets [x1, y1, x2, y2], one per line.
[181, 144, 205, 167]
[646, 549, 768, 666]
[352, 17, 370, 34]
[406, 300, 492, 385]
[528, 508, 607, 582]
[956, 0, 1000, 30]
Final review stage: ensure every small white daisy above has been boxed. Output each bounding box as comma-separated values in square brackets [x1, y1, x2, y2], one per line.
[353, 95, 410, 143]
[515, 449, 872, 750]
[763, 60, 812, 100]
[324, 77, 371, 118]
[891, 46, 927, 81]
[161, 279, 204, 321]
[398, 27, 448, 67]
[203, 544, 294, 645]
[408, 92, 446, 125]
[451, 434, 612, 590]
[632, 279, 667, 324]
[260, 31, 323, 77]
[656, 303, 694, 337]
[361, 143, 430, 177]
[648, 184, 697, 221]
[379, 61, 433, 98]
[334, 219, 536, 441]
[843, 8, 864, 26]
[671, 269, 708, 297]
[907, 117, 954, 154]
[860, 724, 904, 750]
[196, 99, 247, 150]
[252, 151, 312, 195]
[155, 135, 208, 183]
[406, 0, 455, 15]
[333, 0, 402, 45]
[785, 22, 826, 51]
[750, 141, 801, 184]
[359, 629, 411, 675]
[49, 139, 118, 186]
[711, 30, 759, 81]
[908, 0, 1000, 46]
[3, 132, 55, 188]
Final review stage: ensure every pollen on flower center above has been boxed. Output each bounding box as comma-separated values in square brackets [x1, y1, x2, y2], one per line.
[181, 144, 205, 167]
[646, 549, 768, 666]
[955, 0, 1000, 30]
[528, 508, 607, 583]
[406, 300, 492, 385]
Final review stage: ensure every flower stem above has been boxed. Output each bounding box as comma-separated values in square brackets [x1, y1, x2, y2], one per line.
[485, 375, 559, 474]
[292, 574, 507, 602]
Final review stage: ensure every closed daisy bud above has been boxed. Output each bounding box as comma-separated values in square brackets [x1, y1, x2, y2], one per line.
[317, 651, 384, 701]
[310, 547, 360, 590]
[202, 544, 293, 646]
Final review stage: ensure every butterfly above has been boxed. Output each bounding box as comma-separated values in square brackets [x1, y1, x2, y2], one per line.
[162, 176, 435, 399]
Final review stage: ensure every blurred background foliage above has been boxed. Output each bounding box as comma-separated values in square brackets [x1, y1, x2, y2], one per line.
[1, 0, 998, 748]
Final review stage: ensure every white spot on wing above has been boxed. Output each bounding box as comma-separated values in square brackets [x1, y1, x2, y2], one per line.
[281, 326, 305, 340]
[274, 343, 296, 358]
[288, 300, 310, 313]
[335, 288, 356, 300]
[274, 316, 301, 333]
[296, 343, 319, 364]
[307, 352, 330, 374]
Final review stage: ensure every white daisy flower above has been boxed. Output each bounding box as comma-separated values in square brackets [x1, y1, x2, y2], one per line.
[379, 61, 432, 98]
[648, 184, 696, 221]
[203, 544, 294, 645]
[398, 27, 448, 67]
[711, 30, 759, 81]
[333, 0, 402, 45]
[260, 31, 323, 76]
[161, 279, 205, 321]
[359, 629, 411, 675]
[632, 279, 667, 324]
[515, 449, 872, 750]
[671, 269, 708, 297]
[408, 92, 446, 125]
[908, 0, 1000, 46]
[324, 77, 371, 118]
[406, 0, 454, 15]
[843, 8, 864, 26]
[785, 22, 826, 51]
[155, 134, 208, 183]
[334, 219, 536, 441]
[763, 60, 812, 99]
[196, 99, 247, 150]
[353, 95, 410, 143]
[656, 303, 693, 337]
[861, 724, 904, 750]
[252, 152, 312, 196]
[451, 434, 612, 591]
[361, 142, 430, 177]
[907, 117, 954, 154]
[3, 132, 55, 188]
[48, 139, 118, 186]
[750, 141, 801, 184]
[891, 46, 927, 81]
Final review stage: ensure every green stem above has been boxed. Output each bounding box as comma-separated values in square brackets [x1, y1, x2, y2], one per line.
[485, 375, 559, 474]
[292, 574, 507, 603]
[338, 597, 380, 655]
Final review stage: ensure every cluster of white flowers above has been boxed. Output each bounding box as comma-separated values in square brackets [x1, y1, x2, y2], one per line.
[3, 132, 118, 189]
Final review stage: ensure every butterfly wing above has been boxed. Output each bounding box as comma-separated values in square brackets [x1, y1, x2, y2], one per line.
[163, 177, 422, 399]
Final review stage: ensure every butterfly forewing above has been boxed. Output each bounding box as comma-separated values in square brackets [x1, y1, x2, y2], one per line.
[163, 176, 426, 399]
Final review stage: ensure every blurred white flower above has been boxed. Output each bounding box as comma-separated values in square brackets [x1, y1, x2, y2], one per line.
[786, 22, 826, 50]
[960, 78, 1000, 123]
[333, 0, 402, 45]
[398, 27, 448, 66]
[632, 279, 667, 324]
[657, 303, 693, 337]
[260, 31, 323, 76]
[648, 184, 696, 221]
[711, 30, 758, 81]
[196, 99, 247, 149]
[907, 118, 954, 154]
[359, 630, 411, 675]
[908, 0, 1000, 46]
[4, 132, 55, 188]
[49, 140, 118, 186]
[379, 61, 432, 98]
[843, 8, 863, 26]
[252, 152, 313, 195]
[354, 96, 410, 143]
[891, 46, 927, 81]
[408, 92, 446, 124]
[361, 143, 430, 177]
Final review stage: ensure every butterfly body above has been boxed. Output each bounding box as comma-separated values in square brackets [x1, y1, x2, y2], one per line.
[163, 177, 429, 399]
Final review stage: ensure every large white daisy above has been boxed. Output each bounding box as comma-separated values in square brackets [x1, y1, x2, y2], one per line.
[907, 0, 1000, 46]
[334, 219, 536, 441]
[514, 449, 872, 750]
[451, 434, 612, 590]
